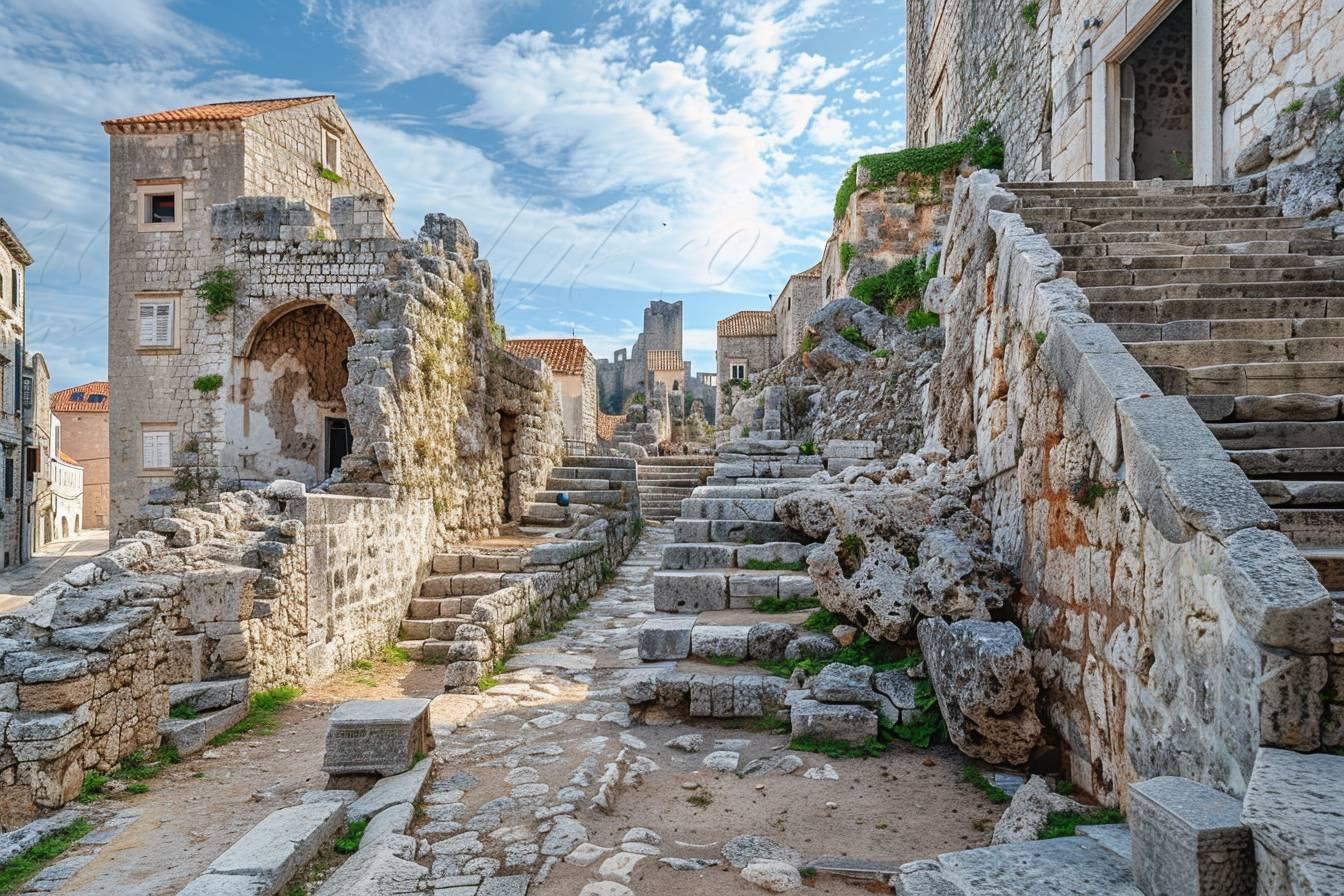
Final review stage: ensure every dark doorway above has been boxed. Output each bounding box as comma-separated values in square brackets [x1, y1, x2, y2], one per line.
[499, 411, 518, 520]
[1120, 0, 1194, 180]
[324, 417, 352, 478]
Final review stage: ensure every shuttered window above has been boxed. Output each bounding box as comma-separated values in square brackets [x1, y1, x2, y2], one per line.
[137, 299, 174, 347]
[142, 430, 173, 470]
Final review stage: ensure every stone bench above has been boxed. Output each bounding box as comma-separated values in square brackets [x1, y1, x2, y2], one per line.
[321, 698, 432, 777]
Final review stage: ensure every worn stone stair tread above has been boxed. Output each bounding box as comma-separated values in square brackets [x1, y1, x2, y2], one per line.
[1208, 419, 1344, 449]
[158, 700, 249, 755]
[936, 836, 1142, 895]
[168, 677, 249, 712]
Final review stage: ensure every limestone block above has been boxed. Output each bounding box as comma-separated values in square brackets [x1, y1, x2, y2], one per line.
[203, 800, 345, 891]
[1242, 748, 1344, 894]
[1216, 528, 1333, 653]
[322, 698, 432, 777]
[690, 625, 750, 660]
[662, 544, 734, 570]
[653, 572, 726, 613]
[729, 574, 778, 600]
[811, 663, 879, 704]
[873, 669, 918, 725]
[1129, 776, 1253, 896]
[789, 699, 877, 744]
[747, 623, 795, 661]
[637, 617, 694, 661]
[346, 757, 434, 822]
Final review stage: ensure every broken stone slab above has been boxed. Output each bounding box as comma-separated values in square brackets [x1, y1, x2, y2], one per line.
[789, 699, 877, 745]
[637, 617, 694, 661]
[722, 835, 802, 869]
[168, 678, 249, 712]
[346, 757, 434, 822]
[747, 622, 795, 660]
[313, 831, 425, 896]
[361, 802, 415, 846]
[917, 618, 1042, 766]
[323, 698, 432, 777]
[201, 800, 345, 891]
[177, 876, 270, 896]
[159, 701, 250, 756]
[690, 624, 750, 660]
[1241, 748, 1344, 892]
[810, 663, 879, 704]
[872, 669, 918, 725]
[930, 836, 1141, 894]
[1129, 776, 1253, 896]
[991, 775, 1086, 845]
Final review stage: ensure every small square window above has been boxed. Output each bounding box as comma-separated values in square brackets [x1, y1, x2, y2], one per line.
[136, 296, 177, 349]
[135, 181, 184, 233]
[730, 363, 747, 381]
[141, 428, 174, 471]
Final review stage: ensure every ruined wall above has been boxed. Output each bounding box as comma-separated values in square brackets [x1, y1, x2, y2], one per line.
[927, 171, 1331, 802]
[581, 355, 598, 444]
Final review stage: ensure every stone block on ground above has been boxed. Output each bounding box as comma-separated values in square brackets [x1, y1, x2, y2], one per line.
[1129, 776, 1253, 896]
[1241, 748, 1344, 894]
[159, 701, 249, 756]
[747, 622, 796, 660]
[690, 625, 750, 660]
[873, 669, 917, 725]
[637, 617, 695, 661]
[789, 698, 877, 744]
[347, 758, 434, 821]
[932, 837, 1141, 894]
[313, 831, 425, 895]
[201, 800, 345, 892]
[653, 572, 727, 612]
[322, 698, 432, 777]
[810, 663, 879, 704]
[990, 775, 1086, 845]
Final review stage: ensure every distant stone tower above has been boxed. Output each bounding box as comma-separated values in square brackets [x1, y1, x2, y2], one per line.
[600, 299, 686, 414]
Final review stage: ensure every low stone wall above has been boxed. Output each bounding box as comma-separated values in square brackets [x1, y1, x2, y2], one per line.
[0, 485, 435, 828]
[927, 171, 1332, 802]
[443, 512, 640, 692]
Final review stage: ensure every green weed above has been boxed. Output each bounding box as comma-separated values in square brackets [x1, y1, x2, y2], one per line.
[0, 818, 93, 893]
[209, 685, 302, 746]
[1038, 807, 1125, 839]
[333, 819, 368, 855]
[751, 595, 820, 614]
[742, 558, 806, 571]
[962, 766, 1011, 804]
[789, 735, 886, 759]
[1021, 1, 1040, 28]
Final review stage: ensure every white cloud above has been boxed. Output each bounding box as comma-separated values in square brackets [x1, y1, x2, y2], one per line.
[853, 87, 879, 102]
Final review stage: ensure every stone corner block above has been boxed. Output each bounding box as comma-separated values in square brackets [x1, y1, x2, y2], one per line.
[322, 697, 433, 777]
[1216, 527, 1333, 653]
[1129, 776, 1253, 896]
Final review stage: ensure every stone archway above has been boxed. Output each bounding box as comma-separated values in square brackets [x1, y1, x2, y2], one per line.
[234, 302, 356, 485]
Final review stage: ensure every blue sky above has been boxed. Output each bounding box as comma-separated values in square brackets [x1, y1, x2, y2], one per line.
[0, 0, 908, 389]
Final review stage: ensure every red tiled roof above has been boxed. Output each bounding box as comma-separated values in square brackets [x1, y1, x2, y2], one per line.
[505, 338, 591, 375]
[717, 310, 775, 338]
[102, 96, 331, 131]
[645, 349, 684, 372]
[52, 381, 110, 413]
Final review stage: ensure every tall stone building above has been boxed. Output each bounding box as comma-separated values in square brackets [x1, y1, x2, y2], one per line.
[715, 310, 780, 414]
[102, 96, 396, 536]
[0, 220, 31, 568]
[908, 0, 1344, 193]
[595, 299, 686, 413]
[505, 338, 598, 446]
[52, 381, 110, 531]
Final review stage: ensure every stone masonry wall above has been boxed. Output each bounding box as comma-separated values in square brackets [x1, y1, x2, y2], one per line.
[927, 171, 1332, 802]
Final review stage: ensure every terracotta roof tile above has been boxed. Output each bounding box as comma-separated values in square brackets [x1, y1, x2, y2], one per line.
[505, 338, 591, 375]
[717, 311, 776, 338]
[645, 349, 684, 372]
[102, 96, 331, 130]
[52, 381, 110, 414]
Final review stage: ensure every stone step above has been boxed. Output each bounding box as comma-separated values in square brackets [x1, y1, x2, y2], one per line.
[523, 503, 569, 525]
[1110, 318, 1344, 343]
[1076, 265, 1340, 288]
[158, 700, 249, 755]
[1186, 393, 1344, 423]
[550, 465, 636, 482]
[546, 476, 615, 490]
[653, 569, 816, 612]
[421, 571, 504, 597]
[1039, 217, 1316, 236]
[1253, 478, 1344, 507]
[168, 677, 249, 712]
[406, 596, 480, 620]
[1126, 336, 1344, 367]
[637, 456, 717, 466]
[1066, 252, 1327, 272]
[1230, 446, 1344, 476]
[561, 455, 637, 469]
[1208, 420, 1344, 450]
[1017, 192, 1263, 209]
[661, 541, 814, 571]
[1059, 238, 1344, 260]
[1047, 227, 1334, 247]
[1085, 280, 1344, 303]
[896, 836, 1143, 896]
[678, 497, 779, 521]
[535, 488, 624, 505]
[1002, 179, 1215, 192]
[638, 485, 699, 495]
[431, 552, 525, 574]
[1149, 361, 1344, 396]
[400, 614, 471, 641]
[620, 668, 790, 719]
[394, 638, 458, 662]
[1022, 204, 1284, 225]
[1275, 509, 1344, 548]
[672, 518, 804, 544]
[1299, 547, 1344, 590]
[1093, 296, 1344, 325]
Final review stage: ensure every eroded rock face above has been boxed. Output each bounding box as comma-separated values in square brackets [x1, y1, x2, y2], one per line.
[990, 775, 1085, 845]
[775, 454, 1012, 642]
[917, 618, 1042, 765]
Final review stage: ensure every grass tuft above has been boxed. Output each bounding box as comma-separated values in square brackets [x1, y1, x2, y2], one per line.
[789, 735, 886, 759]
[751, 595, 821, 614]
[169, 703, 199, 720]
[800, 609, 845, 633]
[0, 818, 93, 893]
[742, 558, 806, 571]
[1038, 807, 1125, 839]
[209, 685, 302, 746]
[333, 819, 368, 855]
[962, 766, 1011, 804]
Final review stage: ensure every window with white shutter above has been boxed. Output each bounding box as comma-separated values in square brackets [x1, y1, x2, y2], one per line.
[141, 429, 173, 471]
[137, 299, 174, 348]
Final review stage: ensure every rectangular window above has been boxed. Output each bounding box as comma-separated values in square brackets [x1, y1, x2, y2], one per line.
[9, 269, 15, 308]
[137, 297, 175, 348]
[141, 429, 173, 471]
[5, 457, 13, 499]
[730, 363, 747, 381]
[135, 181, 184, 233]
[21, 376, 31, 410]
[322, 127, 342, 175]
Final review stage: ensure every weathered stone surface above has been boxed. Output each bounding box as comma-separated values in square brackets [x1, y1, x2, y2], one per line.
[810, 663, 879, 704]
[637, 617, 694, 661]
[313, 832, 425, 896]
[722, 835, 802, 869]
[347, 758, 434, 821]
[747, 622, 796, 660]
[1129, 776, 1253, 896]
[990, 775, 1085, 845]
[783, 633, 838, 660]
[872, 669, 918, 725]
[789, 698, 877, 744]
[933, 837, 1141, 894]
[741, 859, 803, 892]
[917, 618, 1041, 765]
[1241, 748, 1344, 893]
[323, 698, 432, 777]
[204, 800, 345, 889]
[690, 625, 750, 660]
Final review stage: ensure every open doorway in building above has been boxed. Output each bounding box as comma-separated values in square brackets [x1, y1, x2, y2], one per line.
[499, 411, 518, 521]
[1119, 0, 1194, 180]
[324, 417, 352, 478]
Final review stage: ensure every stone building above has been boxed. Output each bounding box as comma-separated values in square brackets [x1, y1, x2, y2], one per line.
[0, 219, 31, 569]
[505, 338, 597, 446]
[102, 96, 397, 537]
[715, 310, 780, 414]
[51, 381, 109, 531]
[23, 353, 53, 553]
[49, 446, 84, 542]
[595, 299, 685, 412]
[908, 0, 1344, 194]
[770, 263, 823, 356]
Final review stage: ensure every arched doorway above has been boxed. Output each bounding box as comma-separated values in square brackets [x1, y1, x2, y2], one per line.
[235, 302, 355, 485]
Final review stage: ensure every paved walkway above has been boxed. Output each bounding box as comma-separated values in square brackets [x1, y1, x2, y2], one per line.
[0, 529, 109, 614]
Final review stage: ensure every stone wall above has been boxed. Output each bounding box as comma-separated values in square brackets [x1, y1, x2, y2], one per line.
[926, 171, 1332, 801]
[0, 231, 28, 568]
[772, 269, 822, 357]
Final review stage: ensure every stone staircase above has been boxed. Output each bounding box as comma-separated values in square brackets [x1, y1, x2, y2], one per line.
[523, 454, 638, 526]
[634, 455, 714, 522]
[1009, 180, 1344, 600]
[159, 677, 250, 754]
[397, 548, 530, 661]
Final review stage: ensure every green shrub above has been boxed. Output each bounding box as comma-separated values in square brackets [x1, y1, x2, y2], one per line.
[839, 325, 871, 349]
[840, 242, 856, 273]
[752, 594, 821, 614]
[906, 309, 940, 332]
[1038, 807, 1125, 839]
[800, 331, 816, 353]
[196, 266, 239, 315]
[1034, 330, 1047, 345]
[833, 163, 859, 220]
[78, 772, 107, 804]
[800, 609, 845, 633]
[1055, 780, 1077, 796]
[1022, 0, 1040, 28]
[798, 441, 816, 455]
[316, 165, 343, 183]
[1286, 97, 1304, 113]
[334, 819, 368, 854]
[169, 703, 199, 720]
[192, 374, 223, 393]
[871, 347, 891, 358]
[852, 253, 940, 315]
